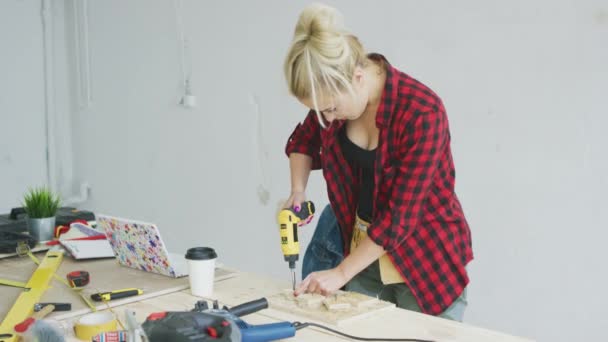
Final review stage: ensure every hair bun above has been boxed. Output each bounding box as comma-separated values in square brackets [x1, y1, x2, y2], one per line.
[284, 2, 366, 113]
[295, 3, 345, 40]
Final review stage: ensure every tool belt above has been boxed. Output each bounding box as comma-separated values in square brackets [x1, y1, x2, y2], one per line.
[0, 231, 36, 254]
[350, 215, 404, 285]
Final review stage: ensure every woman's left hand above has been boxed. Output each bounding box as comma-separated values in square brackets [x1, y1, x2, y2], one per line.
[294, 267, 349, 297]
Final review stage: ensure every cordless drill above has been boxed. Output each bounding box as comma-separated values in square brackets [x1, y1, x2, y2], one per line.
[277, 201, 315, 291]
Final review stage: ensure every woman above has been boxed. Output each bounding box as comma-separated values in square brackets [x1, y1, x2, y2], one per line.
[282, 3, 473, 321]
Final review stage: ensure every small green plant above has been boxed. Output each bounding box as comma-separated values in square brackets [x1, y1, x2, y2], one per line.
[22, 186, 61, 219]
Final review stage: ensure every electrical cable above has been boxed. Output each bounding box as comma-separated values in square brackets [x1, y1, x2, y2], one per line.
[293, 321, 436, 342]
[174, 0, 187, 86]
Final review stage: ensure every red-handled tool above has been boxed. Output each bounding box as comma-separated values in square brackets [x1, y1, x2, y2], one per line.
[14, 304, 56, 333]
[54, 225, 70, 238]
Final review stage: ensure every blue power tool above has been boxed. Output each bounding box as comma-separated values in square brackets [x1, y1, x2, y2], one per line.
[141, 298, 295, 342]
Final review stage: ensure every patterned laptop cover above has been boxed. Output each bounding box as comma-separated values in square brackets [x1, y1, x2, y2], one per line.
[96, 214, 181, 277]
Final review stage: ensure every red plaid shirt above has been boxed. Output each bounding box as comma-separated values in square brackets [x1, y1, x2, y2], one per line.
[285, 54, 473, 315]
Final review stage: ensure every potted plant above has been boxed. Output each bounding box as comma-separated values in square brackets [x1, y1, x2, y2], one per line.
[22, 186, 61, 242]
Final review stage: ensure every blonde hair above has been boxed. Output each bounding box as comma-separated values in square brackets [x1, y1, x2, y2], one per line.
[284, 3, 367, 127]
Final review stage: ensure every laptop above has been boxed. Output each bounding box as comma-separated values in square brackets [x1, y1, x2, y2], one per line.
[95, 214, 188, 278]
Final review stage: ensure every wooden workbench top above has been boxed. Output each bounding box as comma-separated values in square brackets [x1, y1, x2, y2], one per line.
[1, 254, 533, 341]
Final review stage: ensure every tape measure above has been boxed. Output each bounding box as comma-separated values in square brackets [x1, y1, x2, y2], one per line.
[67, 270, 90, 288]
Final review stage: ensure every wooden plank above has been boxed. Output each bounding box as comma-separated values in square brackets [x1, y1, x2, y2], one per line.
[54, 297, 346, 342]
[0, 252, 238, 322]
[1, 262, 534, 342]
[266, 289, 395, 326]
[197, 272, 534, 342]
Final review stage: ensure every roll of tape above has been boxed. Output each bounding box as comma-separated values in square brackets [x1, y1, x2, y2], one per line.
[74, 311, 117, 341]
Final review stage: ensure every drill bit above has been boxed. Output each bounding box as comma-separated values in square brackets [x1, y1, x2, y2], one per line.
[291, 268, 296, 291]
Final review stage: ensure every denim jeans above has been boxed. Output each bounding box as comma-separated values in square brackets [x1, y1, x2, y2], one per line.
[302, 204, 344, 279]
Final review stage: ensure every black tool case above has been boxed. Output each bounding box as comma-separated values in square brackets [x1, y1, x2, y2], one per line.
[0, 207, 96, 233]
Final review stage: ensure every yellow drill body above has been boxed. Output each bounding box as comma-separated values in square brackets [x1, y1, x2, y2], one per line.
[278, 210, 301, 262]
[277, 201, 315, 289]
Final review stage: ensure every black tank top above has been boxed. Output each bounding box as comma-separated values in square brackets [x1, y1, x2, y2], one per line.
[338, 126, 376, 222]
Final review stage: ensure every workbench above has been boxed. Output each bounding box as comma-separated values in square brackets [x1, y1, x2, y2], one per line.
[0, 252, 533, 341]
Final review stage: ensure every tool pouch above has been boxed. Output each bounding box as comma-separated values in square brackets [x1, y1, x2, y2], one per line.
[350, 215, 404, 285]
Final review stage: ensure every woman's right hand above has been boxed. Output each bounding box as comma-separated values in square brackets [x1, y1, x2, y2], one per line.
[283, 191, 315, 226]
[283, 191, 307, 211]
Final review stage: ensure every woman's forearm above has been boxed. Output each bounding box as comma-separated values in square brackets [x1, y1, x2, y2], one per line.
[337, 236, 385, 280]
[289, 153, 313, 192]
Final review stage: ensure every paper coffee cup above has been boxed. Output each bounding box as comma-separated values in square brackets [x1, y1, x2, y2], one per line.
[185, 247, 217, 297]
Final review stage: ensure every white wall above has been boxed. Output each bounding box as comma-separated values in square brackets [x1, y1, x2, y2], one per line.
[0, 0, 48, 212]
[2, 1, 607, 341]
